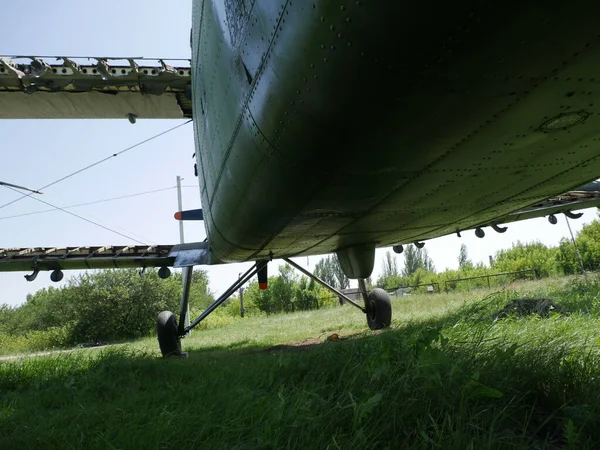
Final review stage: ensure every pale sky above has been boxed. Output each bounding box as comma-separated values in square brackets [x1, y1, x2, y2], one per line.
[0, 1, 597, 307]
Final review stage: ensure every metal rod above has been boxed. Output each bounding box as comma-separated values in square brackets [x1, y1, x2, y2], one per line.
[239, 272, 245, 318]
[283, 257, 366, 313]
[565, 215, 585, 272]
[444, 269, 543, 292]
[176, 175, 190, 334]
[357, 279, 370, 314]
[178, 266, 193, 336]
[220, 262, 263, 304]
[357, 278, 369, 304]
[444, 268, 537, 284]
[176, 176, 185, 244]
[386, 282, 440, 293]
[0, 180, 43, 195]
[185, 261, 266, 332]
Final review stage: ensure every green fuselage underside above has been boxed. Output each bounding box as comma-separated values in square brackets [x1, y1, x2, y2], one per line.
[192, 1, 600, 264]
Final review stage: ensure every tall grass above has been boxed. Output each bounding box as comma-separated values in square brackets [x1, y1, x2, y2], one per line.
[2, 274, 600, 448]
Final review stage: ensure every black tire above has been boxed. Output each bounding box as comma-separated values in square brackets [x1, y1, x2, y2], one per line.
[366, 289, 392, 330]
[156, 311, 182, 357]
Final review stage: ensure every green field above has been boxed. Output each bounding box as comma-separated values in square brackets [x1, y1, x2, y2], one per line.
[2, 275, 600, 449]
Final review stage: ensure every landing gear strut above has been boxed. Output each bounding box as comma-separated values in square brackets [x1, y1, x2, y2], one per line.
[156, 260, 269, 357]
[156, 253, 393, 357]
[283, 257, 392, 331]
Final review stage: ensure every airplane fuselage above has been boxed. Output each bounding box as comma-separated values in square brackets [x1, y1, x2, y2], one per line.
[192, 1, 600, 271]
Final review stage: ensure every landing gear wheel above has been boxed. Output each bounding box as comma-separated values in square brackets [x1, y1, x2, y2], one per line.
[156, 311, 182, 357]
[366, 288, 392, 330]
[548, 214, 558, 225]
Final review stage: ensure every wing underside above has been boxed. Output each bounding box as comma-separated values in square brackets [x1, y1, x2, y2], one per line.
[0, 56, 192, 119]
[0, 242, 210, 276]
[493, 181, 600, 226]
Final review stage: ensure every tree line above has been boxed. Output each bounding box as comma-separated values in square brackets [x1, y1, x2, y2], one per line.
[0, 262, 341, 350]
[2, 215, 599, 350]
[374, 216, 600, 292]
[0, 269, 213, 349]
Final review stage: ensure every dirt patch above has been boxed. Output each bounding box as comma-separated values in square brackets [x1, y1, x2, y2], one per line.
[494, 298, 565, 320]
[265, 331, 363, 353]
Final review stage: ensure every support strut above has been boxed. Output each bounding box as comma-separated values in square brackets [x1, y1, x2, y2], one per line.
[357, 278, 369, 303]
[183, 260, 269, 334]
[177, 266, 193, 336]
[282, 257, 366, 313]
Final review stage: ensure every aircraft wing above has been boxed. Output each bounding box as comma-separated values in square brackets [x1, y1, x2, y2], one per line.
[0, 242, 210, 280]
[474, 180, 600, 229]
[0, 56, 191, 119]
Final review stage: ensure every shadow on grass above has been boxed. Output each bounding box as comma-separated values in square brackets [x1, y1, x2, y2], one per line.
[2, 286, 600, 449]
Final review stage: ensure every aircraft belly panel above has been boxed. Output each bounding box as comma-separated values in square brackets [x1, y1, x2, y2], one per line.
[193, 1, 600, 262]
[0, 91, 186, 119]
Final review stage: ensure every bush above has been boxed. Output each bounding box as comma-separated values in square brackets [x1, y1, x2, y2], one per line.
[2, 268, 214, 352]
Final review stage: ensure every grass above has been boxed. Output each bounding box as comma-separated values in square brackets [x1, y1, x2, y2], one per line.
[2, 274, 600, 448]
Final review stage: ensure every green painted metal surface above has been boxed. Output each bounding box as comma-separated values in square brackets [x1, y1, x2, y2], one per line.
[188, 1, 600, 265]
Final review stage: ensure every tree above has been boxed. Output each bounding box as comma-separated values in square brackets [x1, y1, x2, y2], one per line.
[458, 244, 472, 269]
[375, 251, 403, 289]
[570, 219, 600, 271]
[402, 245, 421, 276]
[419, 248, 436, 273]
[245, 263, 338, 314]
[271, 264, 296, 312]
[314, 255, 349, 289]
[402, 245, 435, 277]
[382, 251, 398, 279]
[493, 241, 559, 277]
[173, 269, 213, 311]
